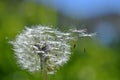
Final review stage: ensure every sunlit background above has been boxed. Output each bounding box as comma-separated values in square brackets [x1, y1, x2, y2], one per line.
[0, 0, 120, 80]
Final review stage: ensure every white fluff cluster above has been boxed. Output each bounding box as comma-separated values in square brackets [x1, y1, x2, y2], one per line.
[11, 25, 72, 74]
[10, 25, 96, 74]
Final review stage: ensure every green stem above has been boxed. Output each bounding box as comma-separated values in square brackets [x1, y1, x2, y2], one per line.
[44, 68, 48, 80]
[40, 56, 48, 80]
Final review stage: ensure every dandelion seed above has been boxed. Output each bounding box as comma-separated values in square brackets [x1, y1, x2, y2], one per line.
[79, 33, 97, 37]
[10, 25, 72, 74]
[69, 27, 96, 53]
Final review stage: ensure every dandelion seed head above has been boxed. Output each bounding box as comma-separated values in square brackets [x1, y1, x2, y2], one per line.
[10, 25, 71, 74]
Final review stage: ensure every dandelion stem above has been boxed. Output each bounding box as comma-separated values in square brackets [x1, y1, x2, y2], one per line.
[44, 57, 48, 80]
[40, 57, 43, 73]
[44, 68, 48, 80]
[39, 54, 48, 80]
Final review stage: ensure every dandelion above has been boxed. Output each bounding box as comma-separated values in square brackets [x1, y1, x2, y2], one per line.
[10, 25, 72, 76]
[10, 24, 96, 80]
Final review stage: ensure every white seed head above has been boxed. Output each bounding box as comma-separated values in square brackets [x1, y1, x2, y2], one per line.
[10, 25, 72, 74]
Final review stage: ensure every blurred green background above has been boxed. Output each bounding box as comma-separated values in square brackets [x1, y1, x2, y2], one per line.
[0, 0, 120, 80]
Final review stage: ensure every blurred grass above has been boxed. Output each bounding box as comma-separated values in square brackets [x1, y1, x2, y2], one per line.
[0, 0, 120, 80]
